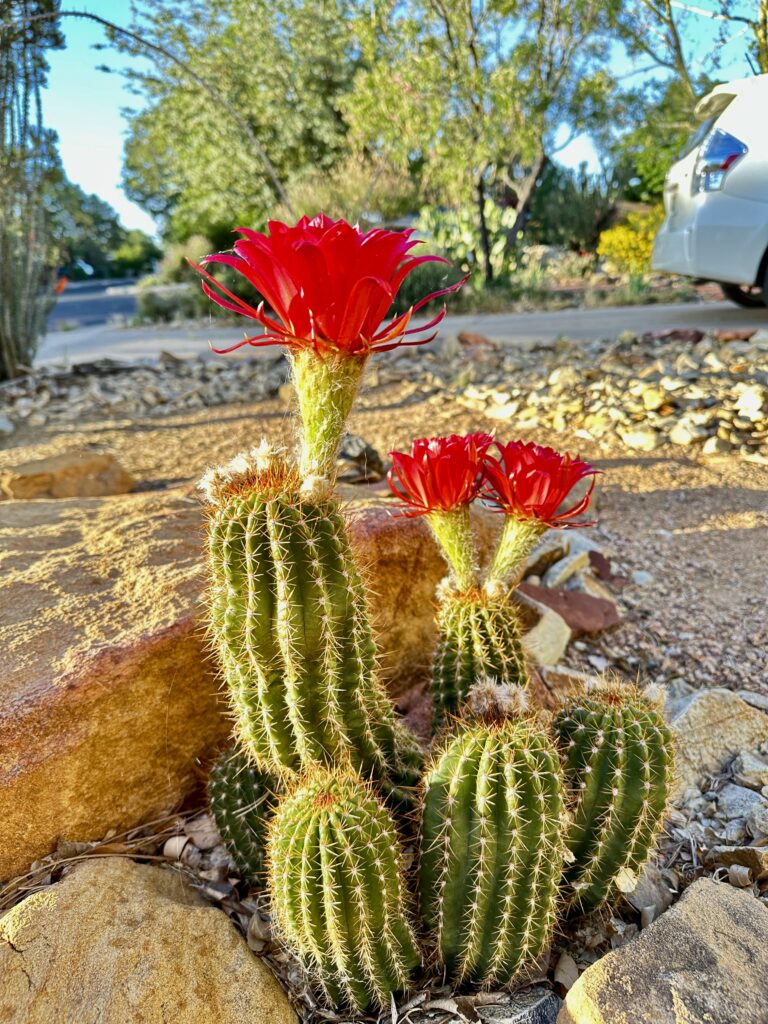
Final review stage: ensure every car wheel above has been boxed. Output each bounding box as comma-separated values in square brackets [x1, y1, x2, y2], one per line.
[720, 282, 767, 308]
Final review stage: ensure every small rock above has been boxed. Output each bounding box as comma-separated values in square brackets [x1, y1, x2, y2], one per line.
[668, 689, 768, 801]
[519, 583, 621, 637]
[702, 435, 733, 455]
[184, 812, 221, 851]
[554, 952, 580, 992]
[733, 751, 768, 790]
[669, 418, 708, 446]
[558, 878, 768, 1024]
[619, 428, 660, 452]
[624, 862, 674, 917]
[475, 986, 562, 1024]
[716, 782, 765, 821]
[710, 844, 768, 880]
[0, 414, 15, 435]
[514, 590, 572, 667]
[525, 533, 571, 577]
[631, 569, 653, 586]
[543, 551, 590, 588]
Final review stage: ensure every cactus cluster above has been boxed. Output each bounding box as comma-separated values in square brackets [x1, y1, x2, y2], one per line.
[193, 215, 674, 1014]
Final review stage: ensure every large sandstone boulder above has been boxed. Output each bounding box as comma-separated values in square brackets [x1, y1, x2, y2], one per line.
[0, 858, 297, 1024]
[558, 878, 768, 1024]
[0, 488, 565, 881]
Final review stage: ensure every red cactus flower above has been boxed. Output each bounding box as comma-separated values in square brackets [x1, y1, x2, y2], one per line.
[482, 441, 598, 527]
[388, 433, 494, 517]
[189, 214, 466, 356]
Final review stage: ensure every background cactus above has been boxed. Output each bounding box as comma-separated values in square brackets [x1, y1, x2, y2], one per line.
[432, 588, 529, 723]
[207, 747, 277, 882]
[419, 683, 565, 987]
[268, 772, 421, 1011]
[552, 681, 673, 912]
[202, 447, 421, 804]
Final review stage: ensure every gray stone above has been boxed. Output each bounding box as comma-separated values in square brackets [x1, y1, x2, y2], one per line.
[558, 878, 768, 1024]
[478, 988, 562, 1024]
[0, 415, 15, 436]
[668, 689, 768, 801]
[717, 782, 765, 821]
[733, 751, 768, 790]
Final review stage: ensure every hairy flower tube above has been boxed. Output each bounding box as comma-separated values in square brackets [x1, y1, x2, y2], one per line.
[191, 214, 465, 482]
[388, 433, 494, 590]
[482, 441, 599, 586]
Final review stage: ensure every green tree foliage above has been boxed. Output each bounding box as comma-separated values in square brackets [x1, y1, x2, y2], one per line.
[45, 171, 158, 277]
[116, 0, 359, 244]
[343, 0, 619, 280]
[0, 0, 63, 381]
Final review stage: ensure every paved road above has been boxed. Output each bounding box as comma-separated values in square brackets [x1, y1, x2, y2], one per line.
[47, 279, 138, 332]
[37, 286, 768, 367]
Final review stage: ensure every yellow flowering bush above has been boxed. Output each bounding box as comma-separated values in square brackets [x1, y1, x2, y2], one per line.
[597, 206, 665, 275]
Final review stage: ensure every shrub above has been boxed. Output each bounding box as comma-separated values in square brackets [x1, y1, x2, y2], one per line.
[597, 206, 665, 276]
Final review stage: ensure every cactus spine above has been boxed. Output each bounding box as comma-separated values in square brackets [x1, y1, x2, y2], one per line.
[204, 447, 420, 802]
[553, 682, 673, 912]
[419, 684, 565, 987]
[432, 588, 529, 722]
[268, 772, 421, 1011]
[207, 748, 277, 882]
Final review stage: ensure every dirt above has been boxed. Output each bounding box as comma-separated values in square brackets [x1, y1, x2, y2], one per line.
[2, 352, 767, 695]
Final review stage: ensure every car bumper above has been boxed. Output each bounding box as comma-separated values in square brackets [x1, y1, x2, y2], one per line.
[652, 192, 767, 285]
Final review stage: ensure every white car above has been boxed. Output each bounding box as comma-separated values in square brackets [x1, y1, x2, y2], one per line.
[652, 74, 768, 308]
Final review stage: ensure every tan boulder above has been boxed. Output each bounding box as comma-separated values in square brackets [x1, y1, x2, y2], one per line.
[0, 450, 134, 499]
[0, 858, 297, 1024]
[558, 878, 768, 1024]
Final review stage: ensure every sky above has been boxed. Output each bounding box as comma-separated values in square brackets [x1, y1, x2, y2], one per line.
[41, 1, 755, 239]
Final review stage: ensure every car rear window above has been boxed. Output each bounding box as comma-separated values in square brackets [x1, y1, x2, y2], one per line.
[678, 116, 716, 159]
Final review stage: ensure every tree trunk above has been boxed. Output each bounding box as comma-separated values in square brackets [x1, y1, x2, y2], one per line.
[509, 151, 549, 242]
[476, 176, 494, 285]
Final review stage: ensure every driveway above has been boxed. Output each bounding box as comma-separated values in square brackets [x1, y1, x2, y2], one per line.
[36, 299, 768, 366]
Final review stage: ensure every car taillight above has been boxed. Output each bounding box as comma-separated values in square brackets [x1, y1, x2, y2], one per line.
[692, 129, 747, 193]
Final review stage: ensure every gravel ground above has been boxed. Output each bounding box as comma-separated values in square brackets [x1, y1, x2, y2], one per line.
[2, 330, 766, 696]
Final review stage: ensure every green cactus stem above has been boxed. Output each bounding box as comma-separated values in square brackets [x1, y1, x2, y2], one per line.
[486, 518, 546, 588]
[419, 683, 565, 987]
[432, 586, 529, 724]
[268, 772, 421, 1011]
[290, 348, 367, 482]
[552, 681, 673, 912]
[202, 445, 421, 803]
[207, 747, 277, 882]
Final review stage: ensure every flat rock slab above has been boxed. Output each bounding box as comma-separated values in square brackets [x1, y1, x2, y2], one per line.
[0, 490, 505, 881]
[518, 582, 620, 636]
[0, 857, 297, 1024]
[0, 450, 135, 499]
[558, 877, 768, 1024]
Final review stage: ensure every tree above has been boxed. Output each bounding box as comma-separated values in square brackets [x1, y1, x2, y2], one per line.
[0, 0, 63, 381]
[115, 0, 360, 244]
[45, 173, 127, 277]
[110, 229, 161, 277]
[343, 0, 618, 282]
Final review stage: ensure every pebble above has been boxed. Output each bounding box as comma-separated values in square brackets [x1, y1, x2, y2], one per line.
[632, 570, 653, 586]
[0, 415, 14, 436]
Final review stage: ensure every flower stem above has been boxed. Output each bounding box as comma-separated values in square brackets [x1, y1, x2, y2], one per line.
[427, 507, 478, 591]
[290, 349, 367, 482]
[487, 517, 546, 588]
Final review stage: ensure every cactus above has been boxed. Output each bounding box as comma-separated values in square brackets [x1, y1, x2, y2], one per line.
[419, 683, 565, 987]
[207, 748, 277, 882]
[432, 586, 529, 723]
[552, 681, 673, 912]
[268, 772, 421, 1011]
[202, 445, 421, 803]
